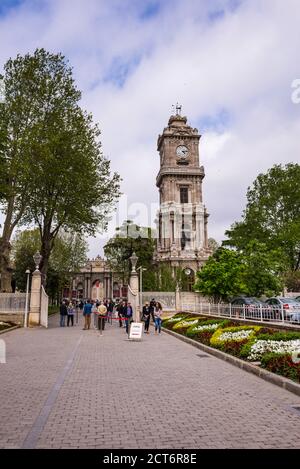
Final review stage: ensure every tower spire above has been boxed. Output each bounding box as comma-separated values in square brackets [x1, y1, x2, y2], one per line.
[172, 102, 182, 116]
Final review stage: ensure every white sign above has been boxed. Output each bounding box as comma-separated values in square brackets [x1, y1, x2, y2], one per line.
[129, 322, 143, 340]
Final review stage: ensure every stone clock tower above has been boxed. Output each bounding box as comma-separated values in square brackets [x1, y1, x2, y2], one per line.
[154, 107, 211, 286]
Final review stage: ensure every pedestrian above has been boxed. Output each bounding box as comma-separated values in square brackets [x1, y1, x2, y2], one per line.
[142, 302, 151, 334]
[59, 301, 68, 327]
[83, 299, 93, 330]
[97, 301, 107, 332]
[107, 298, 114, 324]
[67, 302, 75, 327]
[149, 298, 156, 323]
[124, 301, 133, 334]
[116, 300, 124, 327]
[154, 302, 163, 335]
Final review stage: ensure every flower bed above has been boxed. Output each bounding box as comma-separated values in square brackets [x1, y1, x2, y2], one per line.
[245, 339, 300, 361]
[260, 353, 300, 383]
[0, 321, 15, 331]
[186, 319, 234, 345]
[210, 325, 261, 357]
[172, 317, 202, 334]
[163, 313, 300, 383]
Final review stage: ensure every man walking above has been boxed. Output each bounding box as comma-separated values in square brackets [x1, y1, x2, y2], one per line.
[124, 302, 133, 334]
[59, 301, 68, 327]
[83, 299, 93, 330]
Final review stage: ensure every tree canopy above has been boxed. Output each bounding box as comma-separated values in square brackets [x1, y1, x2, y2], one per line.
[194, 245, 282, 302]
[224, 163, 300, 273]
[0, 48, 120, 290]
[12, 228, 88, 300]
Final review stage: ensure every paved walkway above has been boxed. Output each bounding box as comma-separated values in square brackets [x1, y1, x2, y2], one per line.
[1, 314, 300, 449]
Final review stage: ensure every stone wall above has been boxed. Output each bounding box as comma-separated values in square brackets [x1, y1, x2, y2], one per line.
[0, 312, 23, 325]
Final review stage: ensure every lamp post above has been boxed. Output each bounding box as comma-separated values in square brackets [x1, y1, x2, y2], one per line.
[33, 251, 42, 271]
[137, 266, 147, 315]
[24, 269, 31, 328]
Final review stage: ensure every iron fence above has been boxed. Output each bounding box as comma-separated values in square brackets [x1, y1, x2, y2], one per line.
[0, 293, 27, 313]
[181, 302, 300, 326]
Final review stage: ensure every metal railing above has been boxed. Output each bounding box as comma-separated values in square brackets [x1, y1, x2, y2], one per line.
[180, 302, 300, 326]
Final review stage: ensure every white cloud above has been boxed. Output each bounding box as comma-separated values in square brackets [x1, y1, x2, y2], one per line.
[0, 0, 299, 256]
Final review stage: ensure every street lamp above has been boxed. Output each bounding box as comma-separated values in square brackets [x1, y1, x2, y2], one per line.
[129, 252, 138, 272]
[137, 266, 147, 314]
[33, 252, 42, 271]
[24, 269, 30, 328]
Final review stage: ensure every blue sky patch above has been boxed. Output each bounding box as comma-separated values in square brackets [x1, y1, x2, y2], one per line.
[0, 0, 23, 15]
[103, 55, 141, 88]
[197, 109, 232, 132]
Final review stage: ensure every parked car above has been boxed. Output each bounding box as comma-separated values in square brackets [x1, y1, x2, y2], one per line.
[265, 297, 300, 320]
[229, 296, 270, 318]
[295, 296, 300, 302]
[290, 312, 300, 324]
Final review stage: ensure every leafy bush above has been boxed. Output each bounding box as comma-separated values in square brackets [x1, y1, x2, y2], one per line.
[260, 353, 300, 383]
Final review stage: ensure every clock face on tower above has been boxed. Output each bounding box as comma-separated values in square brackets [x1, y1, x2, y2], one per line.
[176, 145, 189, 158]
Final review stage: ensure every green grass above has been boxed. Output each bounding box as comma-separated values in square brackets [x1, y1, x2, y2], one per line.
[48, 306, 59, 316]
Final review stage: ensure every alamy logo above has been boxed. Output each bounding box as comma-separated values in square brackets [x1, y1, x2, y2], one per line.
[0, 79, 5, 103]
[291, 79, 300, 104]
[0, 339, 6, 364]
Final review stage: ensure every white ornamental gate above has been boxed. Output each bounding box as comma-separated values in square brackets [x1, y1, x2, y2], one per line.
[40, 286, 49, 328]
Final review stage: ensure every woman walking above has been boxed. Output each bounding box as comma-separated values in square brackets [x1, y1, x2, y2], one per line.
[97, 301, 107, 332]
[154, 302, 163, 335]
[142, 302, 151, 334]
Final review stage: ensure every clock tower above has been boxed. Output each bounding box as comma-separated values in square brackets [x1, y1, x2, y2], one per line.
[154, 107, 211, 286]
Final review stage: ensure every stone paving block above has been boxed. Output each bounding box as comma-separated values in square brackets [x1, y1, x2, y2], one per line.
[1, 315, 300, 448]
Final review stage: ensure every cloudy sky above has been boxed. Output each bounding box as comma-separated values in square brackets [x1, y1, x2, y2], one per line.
[0, 0, 299, 258]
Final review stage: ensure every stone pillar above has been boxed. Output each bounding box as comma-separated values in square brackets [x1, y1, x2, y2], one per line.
[29, 270, 41, 326]
[129, 272, 140, 322]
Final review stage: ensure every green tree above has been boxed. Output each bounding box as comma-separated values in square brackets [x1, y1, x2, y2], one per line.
[194, 248, 247, 302]
[12, 228, 88, 301]
[208, 237, 219, 254]
[104, 221, 156, 289]
[46, 232, 88, 303]
[242, 241, 283, 297]
[11, 229, 41, 291]
[224, 163, 300, 273]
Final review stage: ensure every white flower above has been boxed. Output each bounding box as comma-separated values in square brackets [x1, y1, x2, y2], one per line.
[167, 316, 185, 323]
[248, 339, 300, 361]
[176, 320, 198, 327]
[219, 329, 253, 342]
[193, 323, 219, 332]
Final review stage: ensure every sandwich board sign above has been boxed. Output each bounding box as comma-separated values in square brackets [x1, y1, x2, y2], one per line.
[129, 322, 143, 341]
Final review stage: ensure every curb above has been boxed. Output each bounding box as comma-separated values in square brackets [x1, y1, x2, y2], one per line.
[0, 325, 20, 335]
[162, 327, 300, 398]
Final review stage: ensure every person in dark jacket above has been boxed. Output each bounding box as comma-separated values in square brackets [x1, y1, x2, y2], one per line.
[116, 300, 125, 327]
[124, 302, 133, 334]
[149, 298, 156, 323]
[142, 302, 151, 334]
[83, 300, 93, 330]
[60, 301, 68, 327]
